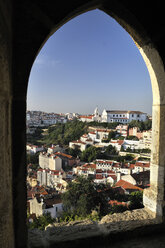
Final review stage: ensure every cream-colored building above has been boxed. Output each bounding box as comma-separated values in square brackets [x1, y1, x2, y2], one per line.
[47, 144, 64, 154]
[69, 140, 87, 151]
[101, 110, 147, 123]
[79, 107, 101, 123]
[39, 152, 62, 170]
[142, 130, 152, 149]
[27, 176, 38, 187]
[37, 168, 63, 187]
[29, 196, 63, 218]
[26, 144, 44, 154]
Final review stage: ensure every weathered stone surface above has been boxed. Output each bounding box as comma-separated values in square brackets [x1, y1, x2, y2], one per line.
[1, 1, 165, 248]
[28, 208, 159, 248]
[0, 1, 13, 247]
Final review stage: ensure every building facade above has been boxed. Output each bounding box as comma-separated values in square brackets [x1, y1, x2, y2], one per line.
[29, 196, 63, 218]
[101, 110, 147, 123]
[37, 168, 64, 187]
[39, 152, 62, 170]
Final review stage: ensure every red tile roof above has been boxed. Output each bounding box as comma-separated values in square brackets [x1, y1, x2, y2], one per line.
[135, 162, 150, 168]
[117, 140, 124, 145]
[115, 179, 143, 191]
[96, 129, 110, 133]
[108, 200, 128, 207]
[79, 115, 94, 119]
[55, 152, 73, 159]
[83, 163, 96, 169]
[89, 131, 96, 135]
[108, 175, 117, 181]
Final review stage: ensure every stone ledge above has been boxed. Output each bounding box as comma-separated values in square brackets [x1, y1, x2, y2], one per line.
[28, 208, 161, 248]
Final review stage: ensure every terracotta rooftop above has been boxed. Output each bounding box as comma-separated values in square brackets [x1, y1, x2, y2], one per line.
[55, 152, 73, 159]
[109, 200, 128, 207]
[116, 179, 143, 191]
[79, 115, 94, 119]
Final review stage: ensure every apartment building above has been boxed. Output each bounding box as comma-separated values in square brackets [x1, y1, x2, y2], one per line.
[39, 152, 62, 170]
[37, 168, 64, 187]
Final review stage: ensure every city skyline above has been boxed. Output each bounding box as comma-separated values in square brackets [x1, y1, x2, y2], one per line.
[27, 9, 152, 115]
[26, 107, 150, 116]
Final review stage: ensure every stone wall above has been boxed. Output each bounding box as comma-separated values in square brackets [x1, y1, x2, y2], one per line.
[28, 208, 159, 248]
[1, 0, 165, 247]
[0, 0, 14, 247]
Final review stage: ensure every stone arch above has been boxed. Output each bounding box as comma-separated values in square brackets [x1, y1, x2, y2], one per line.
[1, 1, 165, 247]
[27, 3, 164, 218]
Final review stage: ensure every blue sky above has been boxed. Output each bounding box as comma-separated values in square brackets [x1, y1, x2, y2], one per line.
[27, 9, 152, 115]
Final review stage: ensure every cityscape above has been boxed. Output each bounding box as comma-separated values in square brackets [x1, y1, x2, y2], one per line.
[26, 7, 153, 236]
[27, 107, 152, 229]
[3, 2, 165, 248]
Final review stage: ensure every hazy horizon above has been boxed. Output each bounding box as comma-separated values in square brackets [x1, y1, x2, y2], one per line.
[27, 107, 151, 116]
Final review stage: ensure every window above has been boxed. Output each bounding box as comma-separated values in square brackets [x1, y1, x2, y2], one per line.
[25, 6, 160, 247]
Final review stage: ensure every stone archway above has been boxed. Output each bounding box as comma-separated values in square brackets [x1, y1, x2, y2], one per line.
[1, 1, 165, 247]
[28, 3, 165, 219]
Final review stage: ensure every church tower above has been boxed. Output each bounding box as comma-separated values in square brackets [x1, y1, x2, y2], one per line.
[93, 106, 100, 122]
[94, 106, 99, 117]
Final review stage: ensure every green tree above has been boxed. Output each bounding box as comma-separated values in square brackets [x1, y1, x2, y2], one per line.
[81, 146, 102, 162]
[143, 120, 152, 130]
[124, 154, 135, 161]
[118, 136, 125, 140]
[108, 131, 117, 141]
[105, 145, 118, 155]
[120, 146, 125, 152]
[26, 152, 39, 167]
[126, 135, 139, 141]
[62, 177, 110, 218]
[128, 120, 152, 131]
[42, 120, 87, 146]
[27, 127, 43, 145]
[66, 147, 81, 157]
[129, 191, 144, 210]
[109, 204, 128, 214]
[28, 212, 55, 230]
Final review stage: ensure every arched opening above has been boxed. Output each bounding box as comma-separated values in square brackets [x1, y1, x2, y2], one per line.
[26, 8, 163, 246]
[1, 1, 165, 248]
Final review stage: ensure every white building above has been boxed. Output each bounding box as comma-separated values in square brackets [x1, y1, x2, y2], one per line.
[96, 159, 114, 170]
[29, 196, 63, 218]
[26, 144, 44, 154]
[69, 140, 87, 151]
[101, 110, 147, 123]
[122, 138, 152, 151]
[116, 124, 128, 137]
[132, 162, 150, 174]
[37, 168, 65, 188]
[39, 152, 62, 170]
[79, 107, 101, 123]
[47, 145, 64, 154]
[76, 163, 96, 178]
[92, 107, 101, 122]
[122, 140, 140, 150]
[42, 118, 57, 125]
[142, 130, 152, 149]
